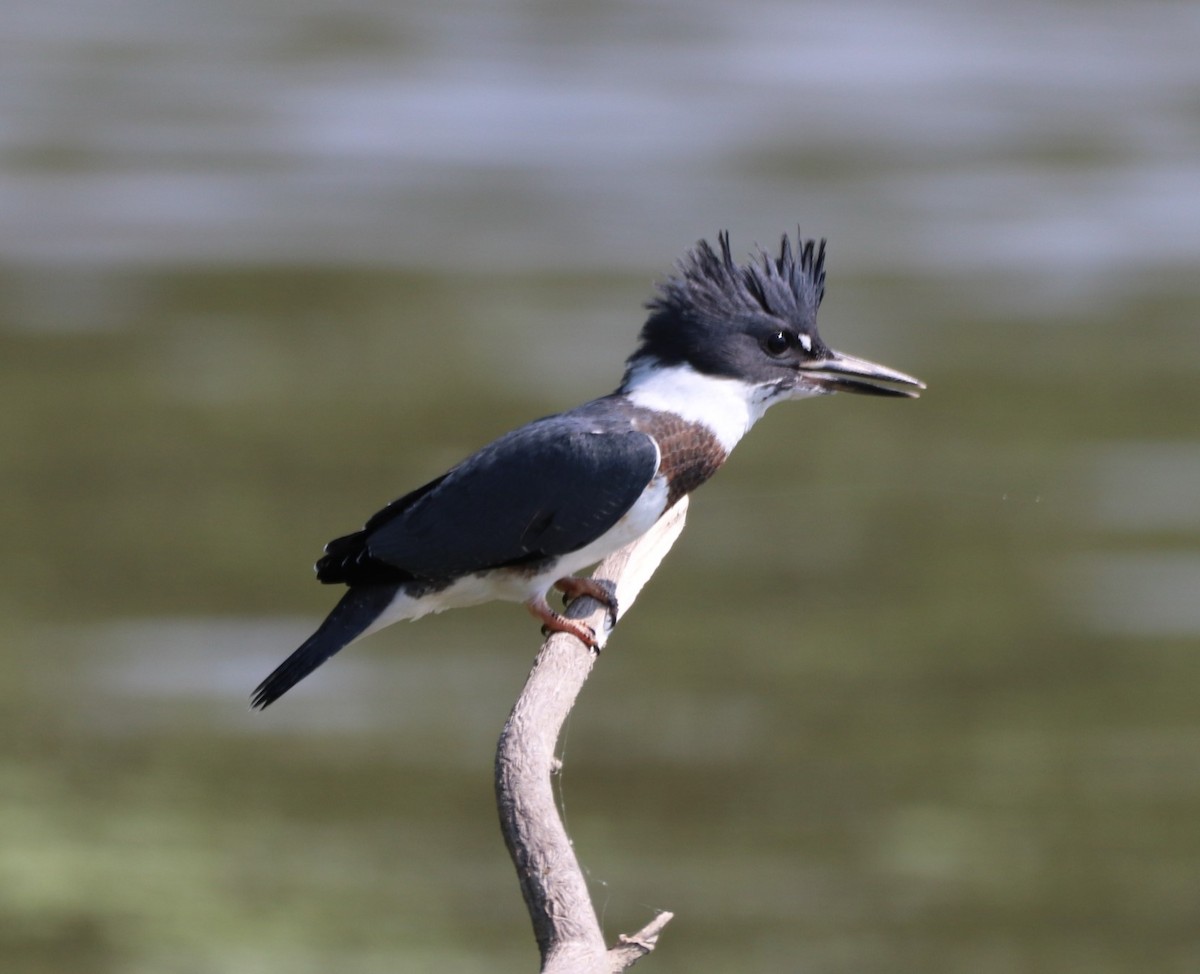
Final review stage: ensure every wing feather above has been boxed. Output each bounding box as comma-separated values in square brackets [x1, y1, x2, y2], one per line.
[316, 412, 659, 585]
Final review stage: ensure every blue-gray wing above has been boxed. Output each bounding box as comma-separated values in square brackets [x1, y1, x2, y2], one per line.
[316, 415, 660, 585]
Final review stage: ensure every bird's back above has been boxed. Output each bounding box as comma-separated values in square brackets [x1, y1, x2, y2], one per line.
[314, 399, 663, 588]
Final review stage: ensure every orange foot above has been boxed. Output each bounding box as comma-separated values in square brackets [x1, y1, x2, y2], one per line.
[525, 578, 620, 647]
[525, 594, 601, 648]
[553, 576, 619, 625]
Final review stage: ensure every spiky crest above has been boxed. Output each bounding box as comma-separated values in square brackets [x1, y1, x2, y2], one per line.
[627, 229, 828, 375]
[645, 229, 826, 328]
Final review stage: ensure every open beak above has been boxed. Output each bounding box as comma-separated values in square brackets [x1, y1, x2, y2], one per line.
[799, 350, 926, 398]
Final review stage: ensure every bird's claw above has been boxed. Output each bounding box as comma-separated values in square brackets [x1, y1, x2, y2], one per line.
[553, 576, 619, 629]
[527, 593, 602, 649]
[539, 621, 598, 646]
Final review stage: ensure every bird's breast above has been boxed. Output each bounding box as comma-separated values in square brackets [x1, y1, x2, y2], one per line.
[630, 408, 728, 506]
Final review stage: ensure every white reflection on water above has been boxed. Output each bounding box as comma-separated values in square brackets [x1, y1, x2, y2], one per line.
[76, 616, 765, 759]
[1064, 553, 1200, 637]
[1065, 441, 1200, 636]
[1085, 441, 1200, 533]
[78, 616, 522, 739]
[2, 0, 1199, 279]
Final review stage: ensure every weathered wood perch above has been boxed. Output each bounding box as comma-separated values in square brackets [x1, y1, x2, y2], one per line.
[495, 496, 688, 973]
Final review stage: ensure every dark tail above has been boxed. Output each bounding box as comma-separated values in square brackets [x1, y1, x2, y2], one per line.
[251, 584, 400, 709]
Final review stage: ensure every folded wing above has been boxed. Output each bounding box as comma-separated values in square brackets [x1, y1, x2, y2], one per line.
[316, 413, 661, 586]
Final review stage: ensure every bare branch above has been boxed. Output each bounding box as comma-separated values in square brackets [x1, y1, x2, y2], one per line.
[495, 498, 688, 973]
[608, 911, 675, 972]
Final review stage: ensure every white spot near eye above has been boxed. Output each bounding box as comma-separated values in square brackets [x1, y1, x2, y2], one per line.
[798, 333, 813, 353]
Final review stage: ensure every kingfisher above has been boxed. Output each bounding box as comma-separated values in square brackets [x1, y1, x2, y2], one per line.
[251, 230, 923, 709]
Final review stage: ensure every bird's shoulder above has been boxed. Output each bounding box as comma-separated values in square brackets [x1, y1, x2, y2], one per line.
[396, 396, 661, 502]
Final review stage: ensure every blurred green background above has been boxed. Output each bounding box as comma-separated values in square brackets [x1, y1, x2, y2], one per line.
[4, 2, 1200, 972]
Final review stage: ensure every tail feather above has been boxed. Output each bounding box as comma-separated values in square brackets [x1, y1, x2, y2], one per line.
[251, 584, 400, 709]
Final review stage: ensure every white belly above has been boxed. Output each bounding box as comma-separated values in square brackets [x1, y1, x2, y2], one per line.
[360, 473, 672, 637]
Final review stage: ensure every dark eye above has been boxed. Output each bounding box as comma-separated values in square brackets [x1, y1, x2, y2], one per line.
[764, 330, 791, 355]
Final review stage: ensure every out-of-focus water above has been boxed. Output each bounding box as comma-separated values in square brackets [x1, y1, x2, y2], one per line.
[4, 2, 1200, 972]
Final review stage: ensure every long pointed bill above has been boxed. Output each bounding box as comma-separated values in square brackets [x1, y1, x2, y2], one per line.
[799, 349, 926, 398]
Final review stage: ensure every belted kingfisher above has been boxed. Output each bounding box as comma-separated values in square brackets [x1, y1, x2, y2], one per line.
[252, 230, 923, 709]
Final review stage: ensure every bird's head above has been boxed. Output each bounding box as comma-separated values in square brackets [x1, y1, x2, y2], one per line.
[624, 230, 924, 402]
